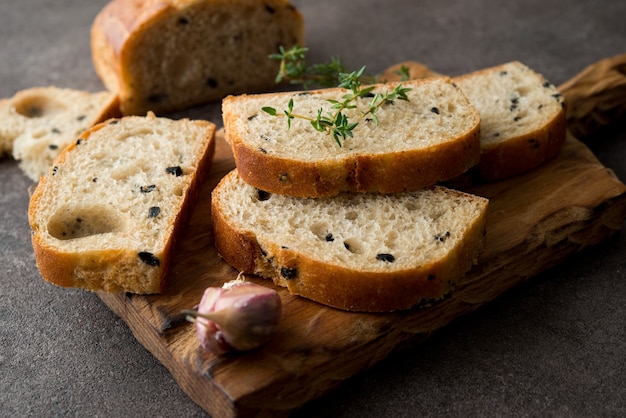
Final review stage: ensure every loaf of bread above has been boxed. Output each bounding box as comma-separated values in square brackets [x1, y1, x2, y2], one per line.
[91, 0, 304, 115]
[222, 77, 482, 198]
[211, 170, 489, 312]
[453, 61, 566, 180]
[0, 87, 119, 181]
[28, 112, 216, 294]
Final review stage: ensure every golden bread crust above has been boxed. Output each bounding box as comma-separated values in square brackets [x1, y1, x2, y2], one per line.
[477, 108, 566, 180]
[229, 128, 481, 197]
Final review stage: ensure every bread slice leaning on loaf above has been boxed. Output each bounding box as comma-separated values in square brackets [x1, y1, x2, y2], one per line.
[453, 61, 566, 180]
[28, 113, 216, 294]
[222, 77, 482, 198]
[0, 86, 120, 181]
[211, 170, 489, 312]
[91, 0, 304, 115]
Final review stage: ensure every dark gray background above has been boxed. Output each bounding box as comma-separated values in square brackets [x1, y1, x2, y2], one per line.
[1, 1, 625, 416]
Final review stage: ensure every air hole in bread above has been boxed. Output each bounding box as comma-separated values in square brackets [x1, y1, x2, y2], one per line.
[47, 205, 125, 240]
[30, 128, 48, 140]
[173, 184, 184, 197]
[116, 129, 154, 142]
[404, 202, 418, 211]
[310, 222, 331, 241]
[252, 189, 272, 202]
[13, 94, 68, 118]
[343, 238, 363, 254]
[109, 164, 140, 180]
[384, 231, 398, 249]
[345, 211, 358, 220]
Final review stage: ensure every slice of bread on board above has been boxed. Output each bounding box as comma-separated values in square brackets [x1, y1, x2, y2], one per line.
[453, 61, 566, 180]
[0, 87, 120, 181]
[222, 77, 482, 198]
[91, 0, 304, 115]
[211, 169, 489, 312]
[28, 112, 216, 294]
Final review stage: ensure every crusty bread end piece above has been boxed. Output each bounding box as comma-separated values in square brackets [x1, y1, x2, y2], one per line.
[91, 0, 304, 115]
[211, 170, 489, 312]
[0, 86, 120, 181]
[222, 77, 482, 198]
[453, 61, 566, 180]
[28, 113, 216, 294]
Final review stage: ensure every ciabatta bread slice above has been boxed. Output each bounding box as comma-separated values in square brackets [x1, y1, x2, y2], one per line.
[211, 170, 489, 312]
[91, 0, 304, 115]
[453, 61, 566, 180]
[0, 86, 120, 181]
[28, 113, 216, 294]
[222, 77, 481, 198]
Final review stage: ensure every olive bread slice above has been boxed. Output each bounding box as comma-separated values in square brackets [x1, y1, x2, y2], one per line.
[222, 77, 481, 198]
[28, 112, 216, 294]
[453, 61, 566, 180]
[211, 169, 489, 312]
[0, 86, 120, 181]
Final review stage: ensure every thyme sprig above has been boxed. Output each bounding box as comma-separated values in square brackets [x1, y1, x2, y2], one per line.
[263, 46, 412, 147]
[269, 45, 346, 88]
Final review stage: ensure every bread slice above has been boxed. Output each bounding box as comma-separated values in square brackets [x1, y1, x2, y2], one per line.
[91, 0, 304, 115]
[0, 99, 12, 156]
[28, 113, 216, 294]
[453, 61, 566, 180]
[0, 87, 120, 181]
[211, 170, 489, 312]
[222, 77, 482, 198]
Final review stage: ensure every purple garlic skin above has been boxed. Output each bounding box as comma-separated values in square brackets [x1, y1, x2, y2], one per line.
[194, 280, 282, 354]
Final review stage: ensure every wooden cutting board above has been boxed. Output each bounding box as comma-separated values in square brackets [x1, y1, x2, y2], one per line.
[97, 56, 626, 417]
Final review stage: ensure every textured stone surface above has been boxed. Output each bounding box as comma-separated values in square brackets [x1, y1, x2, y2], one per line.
[1, 1, 625, 416]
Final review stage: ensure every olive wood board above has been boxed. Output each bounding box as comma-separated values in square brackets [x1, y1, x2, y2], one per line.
[97, 128, 626, 417]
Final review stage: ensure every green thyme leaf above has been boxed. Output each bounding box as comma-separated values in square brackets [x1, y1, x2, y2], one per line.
[262, 107, 277, 116]
[396, 65, 411, 81]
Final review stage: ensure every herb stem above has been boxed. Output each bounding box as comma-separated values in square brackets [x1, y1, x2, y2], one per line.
[264, 45, 412, 147]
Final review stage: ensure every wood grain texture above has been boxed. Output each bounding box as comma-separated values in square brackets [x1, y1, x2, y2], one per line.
[558, 53, 626, 139]
[98, 128, 626, 417]
[97, 58, 626, 417]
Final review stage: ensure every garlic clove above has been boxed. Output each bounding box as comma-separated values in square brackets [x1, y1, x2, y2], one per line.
[184, 279, 282, 354]
[194, 286, 230, 353]
[211, 282, 282, 351]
